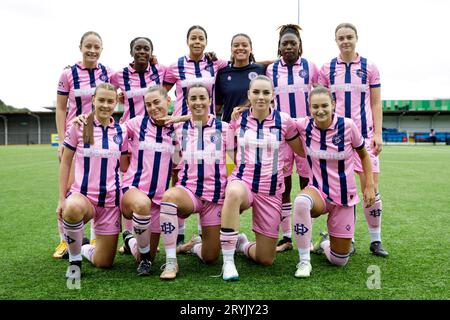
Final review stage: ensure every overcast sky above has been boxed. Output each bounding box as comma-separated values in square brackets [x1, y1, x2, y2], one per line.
[1, 0, 449, 111]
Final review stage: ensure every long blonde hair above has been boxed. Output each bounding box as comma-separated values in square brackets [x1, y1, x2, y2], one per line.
[83, 83, 117, 145]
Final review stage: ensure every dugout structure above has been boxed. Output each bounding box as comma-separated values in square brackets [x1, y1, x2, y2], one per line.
[1, 100, 450, 145]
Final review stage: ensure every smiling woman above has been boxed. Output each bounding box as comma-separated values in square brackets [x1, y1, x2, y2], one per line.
[53, 30, 114, 260]
[318, 22, 388, 258]
[58, 83, 127, 279]
[119, 85, 179, 276]
[110, 37, 166, 124]
[162, 25, 229, 249]
[218, 75, 305, 281]
[159, 83, 230, 280]
[215, 33, 266, 123]
[163, 25, 228, 117]
[56, 31, 114, 158]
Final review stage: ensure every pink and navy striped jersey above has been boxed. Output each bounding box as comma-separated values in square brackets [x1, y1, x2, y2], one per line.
[228, 108, 299, 196]
[122, 115, 177, 205]
[318, 54, 380, 139]
[266, 57, 319, 118]
[110, 63, 166, 123]
[164, 55, 228, 116]
[57, 62, 114, 130]
[63, 117, 127, 207]
[175, 115, 229, 204]
[296, 116, 365, 206]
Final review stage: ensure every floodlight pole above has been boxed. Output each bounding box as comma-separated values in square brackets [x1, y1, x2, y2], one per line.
[0, 115, 7, 146]
[297, 0, 300, 24]
[29, 112, 41, 145]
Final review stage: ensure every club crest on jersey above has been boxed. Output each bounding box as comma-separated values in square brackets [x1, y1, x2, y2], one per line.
[227, 75, 232, 81]
[99, 74, 109, 82]
[299, 69, 308, 78]
[346, 225, 351, 231]
[113, 134, 123, 145]
[248, 72, 258, 80]
[332, 134, 343, 146]
[150, 73, 160, 81]
[356, 69, 366, 78]
[210, 134, 219, 143]
[205, 65, 213, 72]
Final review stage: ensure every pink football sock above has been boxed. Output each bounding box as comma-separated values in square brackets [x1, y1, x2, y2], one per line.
[63, 219, 84, 262]
[160, 202, 179, 259]
[293, 195, 313, 262]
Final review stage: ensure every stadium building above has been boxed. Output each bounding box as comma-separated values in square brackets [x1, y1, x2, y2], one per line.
[0, 100, 449, 145]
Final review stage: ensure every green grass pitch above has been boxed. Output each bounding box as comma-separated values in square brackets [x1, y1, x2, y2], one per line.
[0, 145, 449, 300]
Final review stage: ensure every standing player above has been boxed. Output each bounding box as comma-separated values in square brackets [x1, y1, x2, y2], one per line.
[292, 85, 375, 278]
[219, 75, 304, 281]
[266, 24, 319, 253]
[215, 33, 266, 176]
[163, 25, 228, 246]
[120, 86, 178, 276]
[111, 37, 166, 124]
[215, 33, 266, 123]
[57, 83, 127, 278]
[159, 83, 229, 280]
[318, 23, 388, 257]
[54, 31, 113, 259]
[110, 36, 166, 248]
[163, 25, 228, 117]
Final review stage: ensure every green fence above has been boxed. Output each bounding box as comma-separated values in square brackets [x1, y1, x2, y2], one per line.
[383, 99, 450, 111]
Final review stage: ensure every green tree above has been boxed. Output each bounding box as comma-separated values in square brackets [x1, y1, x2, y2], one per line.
[0, 99, 29, 112]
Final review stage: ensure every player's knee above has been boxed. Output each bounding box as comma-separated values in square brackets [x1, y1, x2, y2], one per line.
[132, 199, 150, 216]
[94, 261, 113, 268]
[202, 252, 219, 265]
[162, 189, 179, 204]
[122, 210, 133, 220]
[224, 187, 243, 204]
[93, 256, 114, 268]
[256, 256, 274, 266]
[63, 203, 84, 222]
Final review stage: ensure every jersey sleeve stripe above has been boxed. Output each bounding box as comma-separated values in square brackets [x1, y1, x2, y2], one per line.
[63, 142, 76, 151]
